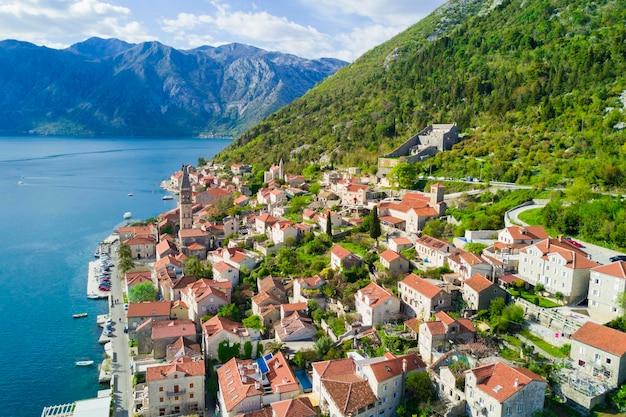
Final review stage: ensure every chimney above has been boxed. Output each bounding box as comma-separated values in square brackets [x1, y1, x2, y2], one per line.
[558, 235, 562, 243]
[402, 358, 408, 373]
[514, 378, 519, 388]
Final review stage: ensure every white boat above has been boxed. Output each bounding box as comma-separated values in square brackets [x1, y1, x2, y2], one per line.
[87, 294, 100, 299]
[17, 180, 24, 185]
[76, 360, 94, 367]
[162, 195, 174, 200]
[123, 212, 132, 219]
[128, 193, 134, 197]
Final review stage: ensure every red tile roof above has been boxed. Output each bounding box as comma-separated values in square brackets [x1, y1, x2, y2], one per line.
[331, 244, 352, 260]
[591, 261, 626, 279]
[146, 357, 205, 382]
[270, 397, 316, 417]
[503, 225, 549, 241]
[265, 352, 299, 394]
[380, 249, 403, 263]
[213, 261, 236, 274]
[416, 234, 451, 251]
[368, 353, 426, 382]
[400, 273, 442, 299]
[572, 321, 626, 356]
[464, 274, 494, 293]
[127, 301, 171, 318]
[321, 378, 377, 414]
[202, 315, 243, 337]
[357, 282, 396, 308]
[470, 361, 545, 403]
[217, 358, 263, 411]
[312, 358, 355, 379]
[151, 319, 196, 340]
[523, 238, 599, 269]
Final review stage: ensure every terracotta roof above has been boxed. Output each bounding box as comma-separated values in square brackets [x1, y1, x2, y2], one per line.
[425, 321, 446, 335]
[503, 225, 549, 241]
[202, 315, 243, 337]
[252, 291, 281, 306]
[400, 273, 442, 299]
[591, 261, 626, 279]
[186, 242, 206, 250]
[331, 244, 352, 260]
[313, 358, 355, 379]
[171, 300, 188, 309]
[281, 302, 308, 313]
[256, 213, 279, 224]
[368, 353, 426, 382]
[470, 361, 545, 403]
[356, 282, 396, 308]
[522, 238, 599, 269]
[152, 319, 196, 340]
[146, 357, 205, 382]
[124, 237, 155, 246]
[321, 378, 377, 414]
[270, 397, 316, 417]
[275, 313, 316, 341]
[217, 358, 263, 411]
[464, 274, 494, 293]
[179, 228, 210, 238]
[435, 311, 455, 326]
[154, 254, 183, 272]
[380, 249, 403, 263]
[379, 215, 405, 225]
[296, 275, 325, 288]
[416, 235, 451, 251]
[213, 261, 236, 274]
[127, 301, 171, 318]
[572, 321, 626, 356]
[259, 275, 286, 294]
[391, 237, 413, 246]
[499, 274, 524, 284]
[265, 352, 300, 394]
[404, 317, 423, 332]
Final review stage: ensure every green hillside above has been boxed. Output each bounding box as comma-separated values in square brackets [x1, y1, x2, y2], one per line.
[215, 0, 626, 190]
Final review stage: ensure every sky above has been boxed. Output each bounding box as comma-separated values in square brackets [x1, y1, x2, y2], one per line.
[0, 0, 447, 62]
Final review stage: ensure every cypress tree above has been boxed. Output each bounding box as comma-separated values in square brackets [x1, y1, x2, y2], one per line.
[326, 211, 333, 237]
[370, 205, 381, 244]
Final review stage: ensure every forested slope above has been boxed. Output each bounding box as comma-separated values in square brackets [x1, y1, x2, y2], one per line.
[217, 0, 626, 190]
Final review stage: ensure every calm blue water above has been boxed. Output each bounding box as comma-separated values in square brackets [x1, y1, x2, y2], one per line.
[0, 136, 231, 416]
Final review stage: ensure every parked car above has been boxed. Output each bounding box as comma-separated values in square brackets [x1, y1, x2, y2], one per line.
[565, 237, 584, 248]
[610, 255, 626, 262]
[124, 303, 129, 311]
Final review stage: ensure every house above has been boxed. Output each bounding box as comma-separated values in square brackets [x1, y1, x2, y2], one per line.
[136, 319, 197, 359]
[570, 321, 626, 387]
[118, 224, 158, 242]
[127, 301, 172, 337]
[178, 228, 212, 257]
[156, 239, 178, 259]
[180, 279, 232, 322]
[238, 397, 318, 417]
[377, 185, 446, 233]
[254, 213, 279, 235]
[312, 353, 426, 417]
[415, 235, 454, 268]
[201, 316, 261, 361]
[269, 189, 287, 205]
[125, 270, 153, 293]
[170, 300, 189, 320]
[379, 249, 410, 277]
[231, 164, 252, 175]
[388, 237, 414, 253]
[354, 282, 401, 326]
[165, 336, 203, 363]
[270, 220, 299, 245]
[258, 276, 288, 303]
[212, 261, 240, 287]
[418, 311, 475, 363]
[195, 187, 231, 205]
[274, 311, 317, 342]
[447, 248, 493, 281]
[588, 261, 626, 322]
[462, 273, 508, 311]
[293, 276, 326, 305]
[124, 236, 157, 260]
[209, 246, 258, 271]
[216, 352, 300, 417]
[465, 361, 547, 417]
[233, 195, 250, 207]
[498, 225, 549, 245]
[317, 210, 343, 231]
[398, 273, 452, 319]
[159, 274, 195, 303]
[252, 292, 283, 330]
[330, 245, 362, 271]
[518, 237, 599, 304]
[146, 357, 205, 417]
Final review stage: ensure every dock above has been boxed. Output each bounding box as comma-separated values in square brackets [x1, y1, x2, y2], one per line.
[86, 260, 111, 299]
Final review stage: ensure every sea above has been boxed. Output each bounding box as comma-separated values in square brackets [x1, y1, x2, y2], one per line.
[0, 136, 231, 416]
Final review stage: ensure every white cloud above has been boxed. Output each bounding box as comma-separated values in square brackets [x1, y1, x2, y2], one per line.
[335, 24, 407, 61]
[307, 0, 445, 26]
[0, 0, 152, 48]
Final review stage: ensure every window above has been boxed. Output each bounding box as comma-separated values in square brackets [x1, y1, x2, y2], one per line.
[518, 404, 523, 413]
[174, 396, 179, 401]
[190, 393, 194, 399]
[383, 385, 388, 392]
[159, 387, 163, 392]
[594, 279, 600, 284]
[395, 380, 399, 387]
[579, 360, 586, 368]
[190, 383, 194, 388]
[607, 358, 612, 365]
[159, 398, 164, 403]
[159, 409, 165, 416]
[507, 406, 512, 416]
[595, 354, 601, 363]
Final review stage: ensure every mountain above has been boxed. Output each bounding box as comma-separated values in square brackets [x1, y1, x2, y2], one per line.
[216, 0, 626, 190]
[0, 38, 346, 137]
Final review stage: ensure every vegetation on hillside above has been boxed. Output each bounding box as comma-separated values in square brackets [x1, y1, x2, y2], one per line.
[216, 0, 626, 191]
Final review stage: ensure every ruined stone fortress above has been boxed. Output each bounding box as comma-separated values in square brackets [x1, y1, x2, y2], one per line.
[377, 123, 459, 177]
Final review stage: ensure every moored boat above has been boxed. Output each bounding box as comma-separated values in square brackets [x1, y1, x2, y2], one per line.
[162, 195, 174, 200]
[87, 294, 100, 299]
[73, 312, 88, 318]
[123, 212, 132, 219]
[75, 360, 94, 366]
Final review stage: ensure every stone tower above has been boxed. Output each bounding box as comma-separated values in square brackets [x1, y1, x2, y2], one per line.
[278, 158, 284, 180]
[430, 183, 446, 215]
[179, 164, 193, 231]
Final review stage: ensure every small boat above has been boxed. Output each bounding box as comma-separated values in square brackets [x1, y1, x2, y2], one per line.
[162, 195, 174, 200]
[73, 312, 88, 318]
[87, 294, 100, 299]
[76, 360, 94, 367]
[17, 180, 24, 185]
[123, 212, 132, 219]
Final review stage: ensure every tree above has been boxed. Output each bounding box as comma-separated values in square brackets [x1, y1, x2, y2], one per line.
[242, 315, 263, 331]
[184, 256, 212, 279]
[405, 371, 435, 403]
[326, 212, 333, 237]
[128, 281, 157, 303]
[118, 243, 132, 259]
[264, 341, 288, 355]
[464, 242, 488, 255]
[369, 205, 381, 244]
[118, 257, 136, 274]
[315, 336, 333, 357]
[308, 182, 321, 195]
[489, 297, 506, 318]
[217, 304, 240, 321]
[389, 162, 418, 189]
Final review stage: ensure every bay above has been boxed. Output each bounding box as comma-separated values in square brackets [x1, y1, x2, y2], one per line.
[0, 136, 231, 416]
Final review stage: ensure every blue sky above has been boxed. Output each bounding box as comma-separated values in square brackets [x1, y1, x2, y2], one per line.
[0, 0, 446, 61]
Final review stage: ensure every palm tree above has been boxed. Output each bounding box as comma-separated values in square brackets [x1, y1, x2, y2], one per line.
[264, 340, 288, 355]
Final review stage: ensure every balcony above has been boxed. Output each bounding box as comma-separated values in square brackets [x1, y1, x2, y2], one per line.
[166, 388, 186, 396]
